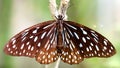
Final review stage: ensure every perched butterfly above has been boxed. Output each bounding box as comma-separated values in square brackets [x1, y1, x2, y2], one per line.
[4, 15, 116, 64]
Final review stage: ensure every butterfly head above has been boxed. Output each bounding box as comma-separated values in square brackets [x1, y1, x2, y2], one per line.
[55, 15, 64, 20]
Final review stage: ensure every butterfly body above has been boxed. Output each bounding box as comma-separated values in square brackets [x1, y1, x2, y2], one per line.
[4, 14, 116, 64]
[56, 15, 64, 48]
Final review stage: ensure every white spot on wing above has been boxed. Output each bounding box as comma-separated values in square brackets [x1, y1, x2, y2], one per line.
[50, 35, 54, 44]
[8, 48, 11, 51]
[81, 50, 84, 53]
[94, 38, 98, 43]
[98, 54, 100, 56]
[91, 33, 98, 40]
[89, 46, 92, 51]
[23, 50, 26, 53]
[79, 43, 83, 47]
[90, 43, 94, 46]
[11, 38, 15, 41]
[20, 44, 24, 50]
[74, 32, 79, 39]
[86, 47, 89, 52]
[81, 28, 87, 35]
[26, 42, 30, 45]
[44, 40, 49, 48]
[95, 45, 99, 51]
[104, 40, 107, 45]
[107, 53, 109, 55]
[109, 49, 112, 53]
[37, 42, 41, 47]
[75, 61, 77, 63]
[12, 39, 16, 44]
[69, 44, 73, 51]
[31, 46, 34, 51]
[10, 51, 13, 54]
[30, 36, 33, 39]
[47, 28, 52, 36]
[66, 27, 74, 37]
[46, 44, 50, 50]
[65, 36, 69, 44]
[16, 51, 18, 54]
[33, 29, 38, 34]
[22, 32, 29, 38]
[82, 37, 86, 43]
[12, 45, 16, 48]
[110, 46, 113, 50]
[94, 50, 97, 54]
[70, 40, 75, 48]
[28, 45, 31, 50]
[26, 52, 28, 55]
[66, 32, 70, 39]
[41, 32, 46, 39]
[34, 36, 38, 42]
[6, 44, 9, 48]
[103, 46, 107, 50]
[25, 29, 29, 32]
[48, 54, 51, 58]
[86, 36, 90, 40]
[43, 23, 54, 29]
[65, 23, 77, 30]
[91, 30, 95, 33]
[22, 37, 26, 42]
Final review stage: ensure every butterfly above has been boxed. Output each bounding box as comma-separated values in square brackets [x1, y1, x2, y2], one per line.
[4, 15, 116, 64]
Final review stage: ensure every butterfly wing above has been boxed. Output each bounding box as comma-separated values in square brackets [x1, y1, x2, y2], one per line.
[4, 20, 59, 64]
[60, 25, 83, 64]
[60, 21, 116, 64]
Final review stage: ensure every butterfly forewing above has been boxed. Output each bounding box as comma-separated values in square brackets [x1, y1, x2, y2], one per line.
[4, 20, 59, 64]
[63, 21, 116, 59]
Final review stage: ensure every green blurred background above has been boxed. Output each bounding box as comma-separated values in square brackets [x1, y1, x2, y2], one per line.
[0, 0, 120, 68]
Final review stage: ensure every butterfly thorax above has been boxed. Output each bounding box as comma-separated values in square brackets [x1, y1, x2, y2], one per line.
[56, 15, 64, 53]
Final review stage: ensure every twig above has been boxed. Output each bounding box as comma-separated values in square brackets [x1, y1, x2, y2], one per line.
[49, 0, 70, 20]
[54, 58, 61, 68]
[49, 0, 58, 19]
[59, 0, 70, 20]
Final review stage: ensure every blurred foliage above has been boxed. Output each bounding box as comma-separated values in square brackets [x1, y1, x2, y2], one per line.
[0, 0, 12, 68]
[68, 0, 97, 25]
[0, 0, 119, 68]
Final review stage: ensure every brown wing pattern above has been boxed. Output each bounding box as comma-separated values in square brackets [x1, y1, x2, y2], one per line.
[4, 20, 59, 64]
[60, 21, 116, 64]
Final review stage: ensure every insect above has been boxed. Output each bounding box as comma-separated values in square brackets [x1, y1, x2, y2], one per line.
[4, 0, 116, 65]
[4, 14, 116, 64]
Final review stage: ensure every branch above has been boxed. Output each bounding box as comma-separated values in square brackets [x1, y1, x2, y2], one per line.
[49, 0, 58, 19]
[55, 58, 61, 68]
[59, 0, 70, 20]
[49, 0, 70, 20]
